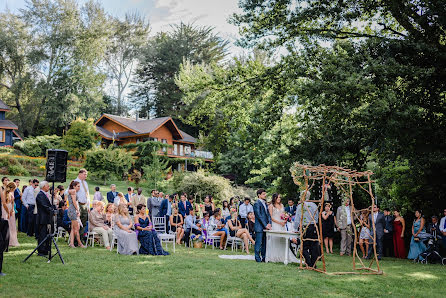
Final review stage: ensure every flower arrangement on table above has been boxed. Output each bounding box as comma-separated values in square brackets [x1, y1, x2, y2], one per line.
[281, 212, 292, 231]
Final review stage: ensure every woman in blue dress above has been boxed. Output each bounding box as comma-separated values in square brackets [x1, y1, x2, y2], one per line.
[134, 204, 169, 256]
[407, 210, 427, 259]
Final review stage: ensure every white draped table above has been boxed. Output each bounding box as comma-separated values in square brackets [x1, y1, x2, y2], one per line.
[264, 229, 301, 265]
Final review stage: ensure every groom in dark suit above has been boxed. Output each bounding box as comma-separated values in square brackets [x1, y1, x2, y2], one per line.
[253, 189, 272, 262]
[367, 205, 386, 260]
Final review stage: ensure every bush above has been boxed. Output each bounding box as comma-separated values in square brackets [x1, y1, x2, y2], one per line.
[84, 146, 133, 184]
[0, 146, 13, 153]
[13, 135, 62, 157]
[61, 119, 99, 159]
[8, 164, 29, 176]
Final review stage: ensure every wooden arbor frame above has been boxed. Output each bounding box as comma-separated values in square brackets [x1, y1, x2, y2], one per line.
[289, 163, 383, 275]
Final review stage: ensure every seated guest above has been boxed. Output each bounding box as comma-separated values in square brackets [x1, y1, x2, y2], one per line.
[183, 209, 202, 247]
[247, 211, 256, 240]
[178, 193, 192, 218]
[93, 187, 103, 202]
[106, 184, 118, 204]
[427, 216, 441, 238]
[210, 212, 227, 250]
[114, 192, 127, 206]
[113, 204, 139, 255]
[89, 201, 113, 250]
[201, 212, 215, 242]
[407, 210, 427, 259]
[227, 211, 255, 254]
[440, 208, 446, 248]
[57, 201, 70, 232]
[221, 200, 230, 220]
[105, 203, 115, 228]
[170, 207, 184, 244]
[134, 204, 169, 255]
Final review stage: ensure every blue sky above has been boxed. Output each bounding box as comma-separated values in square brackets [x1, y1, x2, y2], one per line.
[0, 0, 245, 56]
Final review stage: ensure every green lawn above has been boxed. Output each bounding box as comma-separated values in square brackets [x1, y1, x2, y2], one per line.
[0, 233, 444, 297]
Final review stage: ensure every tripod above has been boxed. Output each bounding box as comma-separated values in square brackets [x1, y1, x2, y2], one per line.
[23, 182, 65, 264]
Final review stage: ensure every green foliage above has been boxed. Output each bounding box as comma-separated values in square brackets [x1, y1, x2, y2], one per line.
[124, 140, 170, 170]
[61, 119, 99, 159]
[7, 163, 29, 176]
[13, 135, 62, 157]
[84, 146, 133, 184]
[0, 154, 42, 176]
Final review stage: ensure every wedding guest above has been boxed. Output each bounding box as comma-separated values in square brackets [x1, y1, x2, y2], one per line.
[20, 185, 28, 234]
[203, 195, 215, 216]
[124, 187, 135, 214]
[147, 189, 162, 219]
[105, 203, 115, 228]
[383, 208, 394, 257]
[131, 188, 146, 212]
[336, 197, 353, 256]
[93, 187, 104, 202]
[106, 184, 118, 204]
[178, 193, 192, 218]
[358, 210, 371, 258]
[393, 209, 406, 258]
[427, 216, 441, 237]
[440, 208, 446, 248]
[247, 211, 256, 239]
[183, 209, 202, 247]
[13, 179, 23, 232]
[67, 181, 85, 248]
[57, 185, 65, 203]
[367, 205, 385, 260]
[253, 189, 272, 262]
[23, 179, 39, 237]
[2, 182, 19, 247]
[321, 202, 336, 254]
[89, 201, 113, 250]
[294, 190, 319, 267]
[158, 194, 173, 231]
[407, 210, 427, 259]
[114, 192, 127, 206]
[239, 197, 253, 228]
[36, 181, 54, 255]
[74, 169, 89, 237]
[227, 211, 255, 254]
[134, 204, 169, 255]
[170, 207, 184, 244]
[114, 204, 138, 255]
[209, 212, 227, 249]
[57, 201, 71, 233]
[285, 198, 296, 216]
[221, 200, 230, 220]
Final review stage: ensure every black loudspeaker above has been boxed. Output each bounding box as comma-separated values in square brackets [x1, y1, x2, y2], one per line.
[45, 149, 68, 183]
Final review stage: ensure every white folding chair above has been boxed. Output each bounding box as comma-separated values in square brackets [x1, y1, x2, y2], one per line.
[227, 236, 244, 251]
[86, 231, 103, 247]
[55, 226, 67, 242]
[153, 217, 176, 253]
[205, 234, 221, 249]
[110, 232, 119, 254]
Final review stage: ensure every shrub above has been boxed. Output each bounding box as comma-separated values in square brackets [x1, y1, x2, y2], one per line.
[61, 119, 99, 159]
[13, 135, 62, 157]
[0, 146, 13, 153]
[8, 164, 29, 176]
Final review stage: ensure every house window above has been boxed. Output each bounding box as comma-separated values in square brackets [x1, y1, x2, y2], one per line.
[162, 139, 167, 152]
[173, 144, 178, 155]
[184, 145, 191, 156]
[179, 144, 184, 156]
[0, 129, 4, 142]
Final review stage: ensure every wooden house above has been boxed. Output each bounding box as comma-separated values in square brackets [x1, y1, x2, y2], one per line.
[0, 99, 21, 146]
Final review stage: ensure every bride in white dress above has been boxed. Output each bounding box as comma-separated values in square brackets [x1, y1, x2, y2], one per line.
[266, 194, 298, 263]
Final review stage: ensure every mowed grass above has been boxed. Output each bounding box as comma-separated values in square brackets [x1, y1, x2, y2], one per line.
[0, 233, 444, 297]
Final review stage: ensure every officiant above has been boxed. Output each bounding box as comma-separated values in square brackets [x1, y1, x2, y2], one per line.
[293, 190, 320, 268]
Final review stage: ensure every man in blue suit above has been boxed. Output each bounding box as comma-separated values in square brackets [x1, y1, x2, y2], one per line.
[253, 189, 272, 262]
[285, 198, 296, 217]
[158, 195, 173, 231]
[367, 205, 386, 260]
[106, 184, 118, 204]
[178, 193, 192, 218]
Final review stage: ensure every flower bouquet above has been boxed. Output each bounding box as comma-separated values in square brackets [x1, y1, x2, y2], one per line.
[281, 212, 292, 222]
[191, 234, 204, 248]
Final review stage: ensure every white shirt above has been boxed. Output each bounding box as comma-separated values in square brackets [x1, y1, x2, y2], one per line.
[373, 212, 378, 223]
[345, 206, 352, 225]
[258, 199, 267, 213]
[74, 177, 89, 205]
[239, 203, 253, 218]
[22, 185, 35, 207]
[440, 216, 446, 233]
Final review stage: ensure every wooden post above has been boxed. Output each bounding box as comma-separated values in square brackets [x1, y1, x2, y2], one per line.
[368, 173, 380, 273]
[319, 171, 326, 272]
[349, 177, 358, 270]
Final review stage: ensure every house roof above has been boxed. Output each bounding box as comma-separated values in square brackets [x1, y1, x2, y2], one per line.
[0, 99, 10, 111]
[95, 114, 196, 143]
[0, 120, 18, 130]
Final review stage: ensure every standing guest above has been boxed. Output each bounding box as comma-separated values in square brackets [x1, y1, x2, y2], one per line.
[247, 211, 256, 240]
[227, 211, 255, 254]
[36, 181, 55, 255]
[253, 189, 272, 262]
[382, 208, 394, 257]
[203, 195, 215, 216]
[67, 181, 85, 248]
[367, 205, 385, 260]
[285, 199, 297, 217]
[294, 190, 319, 268]
[183, 209, 202, 247]
[336, 198, 353, 256]
[57, 185, 65, 203]
[0, 180, 7, 276]
[229, 197, 236, 210]
[408, 210, 427, 259]
[131, 188, 146, 212]
[1, 177, 9, 191]
[105, 204, 115, 228]
[358, 210, 371, 258]
[2, 182, 19, 247]
[114, 204, 138, 255]
[53, 185, 64, 208]
[321, 202, 336, 254]
[93, 187, 104, 202]
[114, 192, 127, 206]
[89, 201, 113, 250]
[13, 179, 23, 232]
[124, 187, 135, 215]
[158, 194, 173, 231]
[106, 184, 118, 204]
[74, 169, 89, 237]
[23, 179, 39, 237]
[147, 190, 162, 220]
[440, 208, 446, 249]
[170, 207, 184, 244]
[239, 197, 253, 228]
[178, 193, 192, 218]
[134, 204, 169, 255]
[221, 200, 230, 220]
[20, 185, 28, 234]
[392, 209, 406, 258]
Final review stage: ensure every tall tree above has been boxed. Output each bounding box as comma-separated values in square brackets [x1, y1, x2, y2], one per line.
[103, 13, 150, 115]
[132, 22, 229, 123]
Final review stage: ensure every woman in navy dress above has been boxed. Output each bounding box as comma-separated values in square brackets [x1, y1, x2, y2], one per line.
[134, 204, 169, 256]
